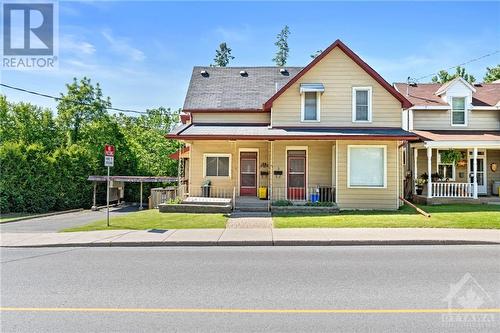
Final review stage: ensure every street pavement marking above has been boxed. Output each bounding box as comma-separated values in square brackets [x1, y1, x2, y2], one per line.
[1, 307, 500, 314]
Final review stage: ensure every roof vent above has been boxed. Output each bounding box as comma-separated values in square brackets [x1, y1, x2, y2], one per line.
[474, 83, 483, 87]
[279, 68, 289, 76]
[409, 83, 417, 87]
[200, 70, 209, 77]
[239, 70, 248, 77]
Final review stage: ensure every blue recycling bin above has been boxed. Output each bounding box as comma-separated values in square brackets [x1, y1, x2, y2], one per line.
[310, 193, 319, 203]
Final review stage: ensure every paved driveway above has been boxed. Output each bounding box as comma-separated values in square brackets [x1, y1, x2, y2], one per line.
[0, 205, 139, 233]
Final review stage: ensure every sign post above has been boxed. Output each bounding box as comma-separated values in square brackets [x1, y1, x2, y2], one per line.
[104, 144, 115, 227]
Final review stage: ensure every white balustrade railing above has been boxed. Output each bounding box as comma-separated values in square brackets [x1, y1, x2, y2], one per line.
[432, 182, 474, 198]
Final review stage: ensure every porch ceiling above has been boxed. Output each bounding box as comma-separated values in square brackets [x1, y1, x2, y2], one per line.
[413, 130, 500, 148]
[167, 124, 418, 141]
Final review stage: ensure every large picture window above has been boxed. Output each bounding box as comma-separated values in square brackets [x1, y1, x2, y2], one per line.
[451, 97, 466, 126]
[348, 146, 386, 188]
[204, 154, 230, 177]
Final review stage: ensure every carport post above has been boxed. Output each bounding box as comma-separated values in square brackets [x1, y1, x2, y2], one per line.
[91, 181, 98, 211]
[139, 181, 144, 210]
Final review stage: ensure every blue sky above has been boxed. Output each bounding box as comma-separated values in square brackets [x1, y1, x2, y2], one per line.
[2, 0, 500, 113]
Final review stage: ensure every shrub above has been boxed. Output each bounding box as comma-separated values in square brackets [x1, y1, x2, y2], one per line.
[272, 200, 293, 206]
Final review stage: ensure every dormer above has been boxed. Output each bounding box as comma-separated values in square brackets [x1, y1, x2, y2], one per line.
[435, 77, 476, 127]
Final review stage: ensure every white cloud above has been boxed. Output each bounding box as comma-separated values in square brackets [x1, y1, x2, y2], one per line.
[101, 29, 145, 62]
[213, 25, 252, 43]
[60, 35, 96, 55]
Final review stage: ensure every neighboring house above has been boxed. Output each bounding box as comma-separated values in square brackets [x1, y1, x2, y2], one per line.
[168, 39, 418, 210]
[395, 78, 500, 203]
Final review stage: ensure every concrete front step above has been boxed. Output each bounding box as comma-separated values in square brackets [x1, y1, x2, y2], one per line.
[234, 207, 269, 212]
[231, 211, 271, 218]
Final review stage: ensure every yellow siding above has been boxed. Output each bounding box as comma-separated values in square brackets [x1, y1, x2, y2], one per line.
[336, 140, 399, 210]
[271, 47, 402, 127]
[193, 112, 270, 124]
[413, 110, 500, 130]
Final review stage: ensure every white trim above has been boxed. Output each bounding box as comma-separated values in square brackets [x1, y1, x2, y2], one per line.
[352, 86, 373, 123]
[331, 144, 336, 192]
[203, 153, 232, 178]
[450, 96, 468, 127]
[335, 140, 338, 201]
[238, 148, 259, 197]
[436, 149, 456, 181]
[467, 149, 487, 195]
[300, 91, 321, 122]
[472, 106, 500, 110]
[396, 143, 400, 208]
[285, 146, 309, 199]
[423, 141, 500, 149]
[347, 145, 387, 189]
[409, 105, 451, 110]
[435, 77, 476, 96]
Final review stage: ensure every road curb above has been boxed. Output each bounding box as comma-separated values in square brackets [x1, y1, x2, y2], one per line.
[3, 239, 499, 248]
[0, 209, 84, 224]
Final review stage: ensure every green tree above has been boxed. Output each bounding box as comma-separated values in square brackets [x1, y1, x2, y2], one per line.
[483, 64, 500, 83]
[212, 42, 234, 67]
[310, 49, 323, 59]
[273, 25, 290, 66]
[57, 77, 111, 145]
[431, 66, 476, 84]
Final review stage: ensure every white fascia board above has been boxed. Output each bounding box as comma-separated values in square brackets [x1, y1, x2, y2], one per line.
[471, 106, 500, 111]
[410, 105, 450, 110]
[423, 141, 500, 149]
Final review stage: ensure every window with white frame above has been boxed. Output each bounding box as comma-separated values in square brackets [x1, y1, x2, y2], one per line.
[352, 87, 372, 122]
[301, 91, 320, 121]
[204, 154, 230, 177]
[437, 150, 455, 180]
[451, 97, 466, 126]
[348, 146, 386, 188]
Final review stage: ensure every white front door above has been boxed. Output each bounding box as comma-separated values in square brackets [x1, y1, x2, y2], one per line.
[468, 150, 487, 194]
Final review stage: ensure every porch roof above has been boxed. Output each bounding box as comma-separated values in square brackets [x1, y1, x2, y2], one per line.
[167, 124, 418, 141]
[413, 130, 500, 148]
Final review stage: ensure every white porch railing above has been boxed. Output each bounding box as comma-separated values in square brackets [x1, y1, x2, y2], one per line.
[432, 182, 474, 198]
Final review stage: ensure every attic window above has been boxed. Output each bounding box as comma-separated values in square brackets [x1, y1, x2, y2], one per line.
[239, 70, 248, 77]
[200, 70, 209, 77]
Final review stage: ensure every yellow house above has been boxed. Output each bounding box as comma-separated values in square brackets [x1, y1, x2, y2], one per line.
[168, 40, 418, 210]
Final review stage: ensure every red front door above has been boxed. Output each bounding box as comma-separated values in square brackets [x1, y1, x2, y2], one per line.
[240, 152, 257, 196]
[287, 150, 306, 200]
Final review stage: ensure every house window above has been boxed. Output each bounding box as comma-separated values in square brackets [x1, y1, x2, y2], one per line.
[352, 87, 372, 122]
[204, 154, 230, 177]
[348, 146, 386, 188]
[437, 150, 455, 180]
[301, 91, 320, 121]
[451, 97, 466, 126]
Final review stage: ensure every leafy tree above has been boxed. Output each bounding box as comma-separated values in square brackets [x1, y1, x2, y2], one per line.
[273, 25, 290, 66]
[310, 50, 323, 59]
[483, 64, 500, 83]
[212, 42, 234, 67]
[431, 66, 476, 84]
[57, 77, 111, 145]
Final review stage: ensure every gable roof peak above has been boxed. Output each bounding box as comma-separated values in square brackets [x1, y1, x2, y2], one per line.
[263, 39, 412, 110]
[435, 76, 477, 96]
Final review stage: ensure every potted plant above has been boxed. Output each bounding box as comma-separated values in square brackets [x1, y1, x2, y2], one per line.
[440, 149, 465, 166]
[415, 178, 426, 195]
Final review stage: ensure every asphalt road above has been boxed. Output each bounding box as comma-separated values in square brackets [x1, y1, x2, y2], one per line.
[0, 205, 139, 233]
[1, 246, 499, 332]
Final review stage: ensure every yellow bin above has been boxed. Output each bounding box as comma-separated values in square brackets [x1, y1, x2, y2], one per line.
[258, 187, 268, 200]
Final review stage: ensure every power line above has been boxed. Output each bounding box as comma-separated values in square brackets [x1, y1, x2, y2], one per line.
[0, 83, 149, 114]
[412, 50, 500, 82]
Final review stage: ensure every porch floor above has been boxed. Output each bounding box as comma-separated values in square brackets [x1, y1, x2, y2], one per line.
[413, 194, 500, 205]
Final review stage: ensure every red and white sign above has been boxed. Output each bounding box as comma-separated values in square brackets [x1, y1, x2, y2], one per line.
[104, 144, 115, 156]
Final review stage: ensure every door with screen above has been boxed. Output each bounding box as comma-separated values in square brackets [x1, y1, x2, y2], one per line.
[469, 151, 487, 194]
[287, 150, 306, 200]
[240, 152, 257, 196]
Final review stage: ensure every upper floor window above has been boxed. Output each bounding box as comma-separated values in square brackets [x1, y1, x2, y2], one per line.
[451, 97, 466, 126]
[301, 91, 320, 121]
[352, 87, 372, 122]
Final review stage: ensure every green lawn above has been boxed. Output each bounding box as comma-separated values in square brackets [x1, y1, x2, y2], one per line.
[63, 210, 228, 232]
[273, 204, 500, 229]
[0, 212, 37, 223]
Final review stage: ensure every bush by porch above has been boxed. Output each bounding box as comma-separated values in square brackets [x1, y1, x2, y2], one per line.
[273, 204, 500, 229]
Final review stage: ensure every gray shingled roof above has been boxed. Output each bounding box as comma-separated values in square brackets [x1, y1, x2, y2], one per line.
[170, 124, 417, 139]
[183, 66, 303, 110]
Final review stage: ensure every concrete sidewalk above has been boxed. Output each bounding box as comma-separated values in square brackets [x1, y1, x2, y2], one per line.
[1, 228, 499, 247]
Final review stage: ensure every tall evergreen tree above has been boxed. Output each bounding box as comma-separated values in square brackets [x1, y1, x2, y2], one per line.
[431, 66, 476, 84]
[212, 42, 234, 67]
[273, 25, 290, 66]
[483, 64, 500, 83]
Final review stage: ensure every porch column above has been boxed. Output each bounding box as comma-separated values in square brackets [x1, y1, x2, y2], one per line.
[413, 148, 418, 195]
[473, 147, 478, 199]
[427, 147, 432, 198]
